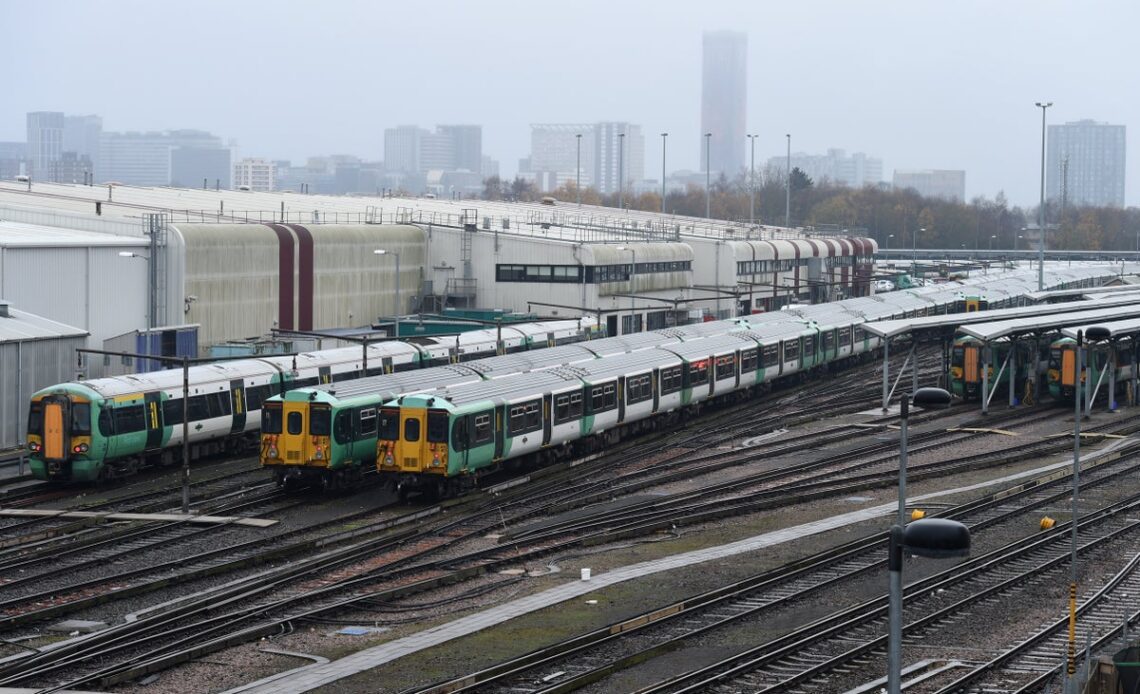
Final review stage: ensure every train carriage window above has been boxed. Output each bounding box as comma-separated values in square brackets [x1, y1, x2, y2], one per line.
[761, 343, 779, 368]
[112, 405, 146, 434]
[525, 401, 541, 430]
[569, 392, 584, 419]
[783, 339, 801, 362]
[590, 385, 605, 412]
[715, 354, 736, 380]
[427, 410, 449, 442]
[473, 412, 492, 444]
[627, 374, 653, 403]
[186, 396, 210, 422]
[660, 365, 683, 394]
[71, 402, 91, 435]
[358, 407, 377, 436]
[310, 406, 331, 436]
[740, 349, 758, 373]
[837, 327, 852, 347]
[687, 359, 709, 387]
[508, 400, 542, 435]
[853, 326, 866, 343]
[207, 392, 232, 418]
[245, 386, 263, 412]
[378, 408, 400, 440]
[803, 337, 816, 357]
[334, 412, 351, 443]
[604, 383, 616, 409]
[286, 411, 303, 435]
[404, 417, 420, 442]
[823, 331, 835, 352]
[27, 402, 43, 436]
[261, 403, 282, 433]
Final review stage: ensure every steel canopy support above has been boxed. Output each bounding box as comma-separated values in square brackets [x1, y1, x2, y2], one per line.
[984, 346, 1011, 413]
[886, 344, 915, 410]
[1009, 340, 1018, 408]
[982, 343, 990, 416]
[1108, 341, 1117, 412]
[882, 338, 890, 412]
[1131, 339, 1138, 407]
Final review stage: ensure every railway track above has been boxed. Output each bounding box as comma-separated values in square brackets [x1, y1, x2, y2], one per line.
[410, 448, 1140, 693]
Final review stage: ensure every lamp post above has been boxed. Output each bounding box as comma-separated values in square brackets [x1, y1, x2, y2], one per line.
[1035, 101, 1052, 291]
[660, 132, 668, 214]
[119, 250, 155, 370]
[576, 133, 582, 207]
[618, 131, 626, 210]
[886, 234, 893, 252]
[747, 133, 757, 225]
[704, 132, 712, 219]
[913, 227, 923, 275]
[374, 249, 400, 338]
[888, 387, 968, 694]
[785, 133, 791, 229]
[989, 234, 996, 250]
[616, 245, 636, 334]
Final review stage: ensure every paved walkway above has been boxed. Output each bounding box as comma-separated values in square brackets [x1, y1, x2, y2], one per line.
[226, 442, 1120, 694]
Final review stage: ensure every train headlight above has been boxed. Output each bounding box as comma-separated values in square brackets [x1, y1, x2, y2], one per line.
[28, 441, 41, 453]
[384, 453, 394, 465]
[432, 454, 441, 467]
[73, 443, 89, 454]
[268, 446, 278, 459]
[314, 447, 324, 460]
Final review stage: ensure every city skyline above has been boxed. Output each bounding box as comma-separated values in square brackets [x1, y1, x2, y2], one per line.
[3, 0, 1138, 206]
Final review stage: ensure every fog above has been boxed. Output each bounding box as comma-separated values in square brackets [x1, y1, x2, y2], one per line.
[3, 0, 1136, 205]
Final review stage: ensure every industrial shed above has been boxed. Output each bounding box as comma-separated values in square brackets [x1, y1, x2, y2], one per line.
[168, 223, 425, 347]
[0, 301, 87, 449]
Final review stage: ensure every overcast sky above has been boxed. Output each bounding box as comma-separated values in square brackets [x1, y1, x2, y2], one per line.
[3, 0, 1135, 206]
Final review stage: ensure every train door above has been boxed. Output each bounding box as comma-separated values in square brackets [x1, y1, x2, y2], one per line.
[651, 369, 660, 413]
[542, 394, 552, 445]
[229, 380, 246, 434]
[42, 396, 68, 461]
[493, 407, 505, 460]
[318, 366, 332, 384]
[1061, 349, 1076, 386]
[708, 356, 716, 397]
[281, 400, 311, 464]
[617, 376, 626, 423]
[964, 346, 980, 386]
[144, 392, 164, 449]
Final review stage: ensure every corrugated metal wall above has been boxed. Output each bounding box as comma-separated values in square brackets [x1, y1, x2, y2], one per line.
[0, 336, 87, 450]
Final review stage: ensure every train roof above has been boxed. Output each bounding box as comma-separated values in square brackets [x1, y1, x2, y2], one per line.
[960, 301, 1140, 341]
[660, 333, 760, 359]
[405, 370, 581, 408]
[76, 357, 286, 397]
[550, 348, 682, 381]
[282, 364, 483, 403]
[464, 344, 597, 375]
[580, 331, 679, 356]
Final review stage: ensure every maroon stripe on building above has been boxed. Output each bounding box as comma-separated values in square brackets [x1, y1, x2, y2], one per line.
[267, 224, 296, 331]
[286, 224, 314, 331]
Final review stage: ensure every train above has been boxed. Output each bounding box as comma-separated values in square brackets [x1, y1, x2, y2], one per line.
[25, 319, 602, 483]
[1046, 336, 1137, 402]
[264, 267, 1113, 497]
[948, 335, 1036, 400]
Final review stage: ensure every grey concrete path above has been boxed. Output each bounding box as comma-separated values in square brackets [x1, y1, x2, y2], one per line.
[226, 441, 1120, 694]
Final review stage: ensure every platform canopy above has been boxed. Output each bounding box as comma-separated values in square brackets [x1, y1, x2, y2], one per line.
[960, 302, 1140, 342]
[1025, 284, 1140, 302]
[1061, 316, 1140, 341]
[863, 294, 1140, 341]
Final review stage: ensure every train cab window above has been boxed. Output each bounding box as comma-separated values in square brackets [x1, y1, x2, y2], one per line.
[427, 410, 449, 442]
[804, 337, 816, 358]
[404, 417, 421, 442]
[333, 412, 351, 443]
[378, 408, 400, 440]
[952, 347, 966, 368]
[740, 349, 758, 373]
[112, 405, 146, 434]
[99, 408, 113, 436]
[358, 407, 377, 437]
[715, 355, 736, 380]
[310, 406, 331, 436]
[473, 412, 492, 444]
[262, 404, 282, 434]
[70, 402, 91, 435]
[286, 411, 303, 435]
[837, 327, 852, 347]
[1048, 349, 1062, 370]
[822, 331, 835, 352]
[27, 402, 43, 436]
[853, 326, 866, 343]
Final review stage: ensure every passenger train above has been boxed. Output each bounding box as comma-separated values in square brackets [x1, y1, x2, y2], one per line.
[263, 267, 1112, 497]
[25, 319, 601, 482]
[1047, 336, 1138, 402]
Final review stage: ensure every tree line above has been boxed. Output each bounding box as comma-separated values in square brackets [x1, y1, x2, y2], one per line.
[481, 168, 1139, 252]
